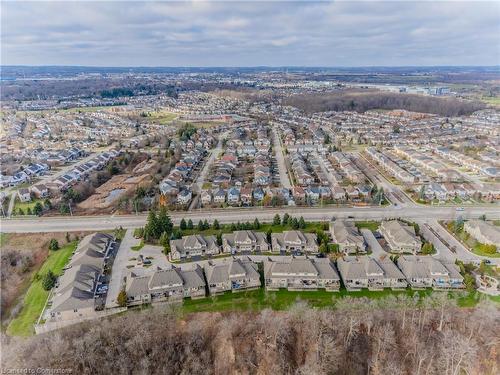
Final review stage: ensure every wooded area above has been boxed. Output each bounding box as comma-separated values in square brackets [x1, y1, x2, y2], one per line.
[2, 298, 498, 374]
[284, 91, 486, 117]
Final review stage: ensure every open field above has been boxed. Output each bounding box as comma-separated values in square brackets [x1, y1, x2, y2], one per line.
[6, 241, 78, 336]
[142, 110, 178, 124]
[480, 96, 500, 106]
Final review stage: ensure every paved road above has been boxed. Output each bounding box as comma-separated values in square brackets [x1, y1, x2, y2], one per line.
[188, 131, 227, 210]
[2, 205, 499, 233]
[272, 127, 292, 189]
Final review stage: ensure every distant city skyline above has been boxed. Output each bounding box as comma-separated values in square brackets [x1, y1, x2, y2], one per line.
[1, 1, 499, 67]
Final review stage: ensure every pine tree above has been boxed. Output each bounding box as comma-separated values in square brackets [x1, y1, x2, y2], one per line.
[48, 239, 59, 251]
[33, 202, 43, 216]
[197, 220, 204, 231]
[253, 218, 260, 230]
[213, 219, 220, 230]
[203, 219, 209, 230]
[157, 206, 173, 235]
[180, 218, 187, 230]
[42, 270, 56, 291]
[144, 210, 160, 241]
[282, 213, 290, 225]
[298, 216, 306, 229]
[291, 217, 299, 230]
[187, 219, 194, 229]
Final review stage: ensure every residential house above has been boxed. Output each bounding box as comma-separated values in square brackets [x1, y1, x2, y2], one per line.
[169, 235, 220, 261]
[213, 188, 226, 204]
[31, 184, 49, 199]
[17, 188, 31, 203]
[264, 257, 340, 291]
[48, 233, 115, 322]
[227, 187, 240, 204]
[204, 258, 261, 295]
[200, 190, 212, 206]
[222, 230, 269, 254]
[337, 256, 407, 291]
[380, 220, 422, 254]
[271, 231, 319, 254]
[330, 221, 366, 254]
[397, 255, 464, 289]
[177, 189, 193, 205]
[125, 265, 206, 306]
[464, 220, 500, 250]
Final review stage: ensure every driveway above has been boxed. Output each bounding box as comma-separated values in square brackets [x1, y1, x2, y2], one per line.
[105, 229, 140, 308]
[360, 228, 387, 259]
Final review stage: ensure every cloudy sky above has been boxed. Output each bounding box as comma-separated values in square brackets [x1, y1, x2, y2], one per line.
[1, 1, 499, 67]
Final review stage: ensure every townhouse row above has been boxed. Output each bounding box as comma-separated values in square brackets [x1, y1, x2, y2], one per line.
[125, 254, 465, 307]
[169, 230, 319, 261]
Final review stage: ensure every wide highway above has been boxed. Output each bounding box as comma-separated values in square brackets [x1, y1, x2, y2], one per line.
[1, 205, 499, 233]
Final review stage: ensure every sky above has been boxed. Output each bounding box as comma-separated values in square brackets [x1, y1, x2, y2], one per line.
[1, 0, 499, 67]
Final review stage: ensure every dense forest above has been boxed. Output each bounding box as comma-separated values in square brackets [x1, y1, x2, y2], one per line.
[3, 298, 498, 374]
[284, 91, 486, 117]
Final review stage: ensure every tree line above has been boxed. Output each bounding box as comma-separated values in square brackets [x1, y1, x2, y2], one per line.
[3, 299, 498, 374]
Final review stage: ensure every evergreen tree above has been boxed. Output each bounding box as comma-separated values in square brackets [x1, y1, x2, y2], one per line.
[230, 223, 237, 231]
[197, 220, 204, 231]
[253, 218, 260, 230]
[187, 219, 194, 229]
[48, 239, 59, 251]
[216, 231, 223, 246]
[273, 214, 281, 226]
[157, 207, 173, 235]
[159, 232, 169, 248]
[33, 202, 43, 216]
[282, 213, 290, 225]
[42, 270, 57, 291]
[298, 216, 306, 229]
[180, 218, 187, 230]
[291, 217, 299, 230]
[213, 219, 220, 230]
[144, 210, 160, 241]
[266, 228, 272, 243]
[203, 219, 209, 230]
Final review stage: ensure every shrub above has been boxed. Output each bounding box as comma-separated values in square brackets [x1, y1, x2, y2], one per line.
[42, 270, 56, 291]
[48, 239, 59, 251]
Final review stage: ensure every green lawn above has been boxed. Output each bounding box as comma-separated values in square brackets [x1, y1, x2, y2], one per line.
[131, 241, 145, 251]
[13, 198, 42, 215]
[6, 241, 78, 336]
[472, 243, 500, 258]
[181, 287, 492, 314]
[355, 221, 380, 231]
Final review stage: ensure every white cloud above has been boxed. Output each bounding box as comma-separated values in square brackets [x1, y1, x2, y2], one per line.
[1, 0, 499, 66]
